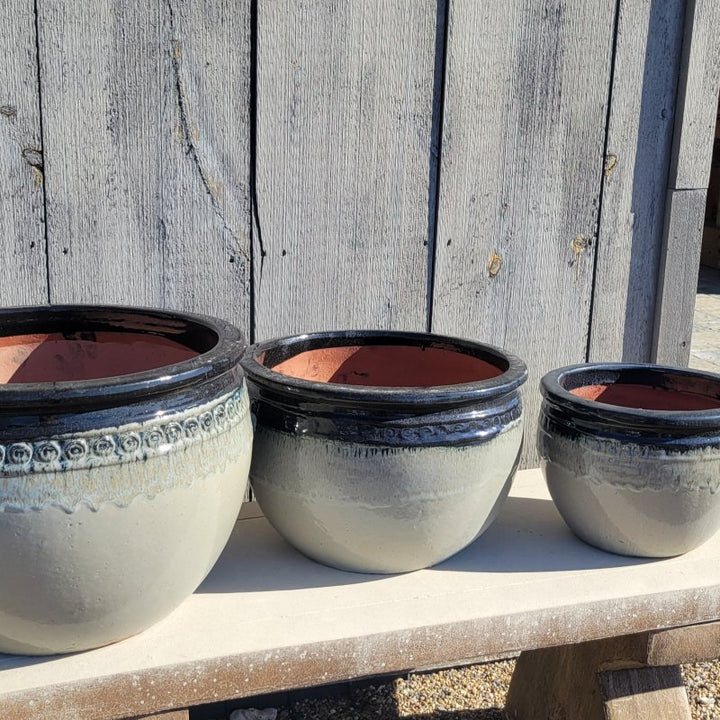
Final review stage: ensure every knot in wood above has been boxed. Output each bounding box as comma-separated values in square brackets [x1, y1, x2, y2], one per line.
[572, 235, 590, 255]
[487, 251, 502, 277]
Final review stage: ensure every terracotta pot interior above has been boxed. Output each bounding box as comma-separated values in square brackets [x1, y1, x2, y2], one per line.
[571, 383, 720, 411]
[266, 344, 504, 387]
[0, 332, 200, 384]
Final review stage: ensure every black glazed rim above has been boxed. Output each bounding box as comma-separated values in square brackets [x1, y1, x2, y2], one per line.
[541, 362, 720, 433]
[243, 330, 528, 410]
[0, 304, 246, 414]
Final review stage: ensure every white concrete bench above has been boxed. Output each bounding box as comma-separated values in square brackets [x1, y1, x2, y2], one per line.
[2, 468, 720, 720]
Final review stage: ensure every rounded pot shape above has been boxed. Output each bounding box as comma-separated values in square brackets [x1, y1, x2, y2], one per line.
[0, 305, 252, 655]
[539, 363, 720, 557]
[242, 331, 527, 573]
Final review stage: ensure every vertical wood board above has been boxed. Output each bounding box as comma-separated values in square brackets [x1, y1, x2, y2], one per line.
[588, 0, 684, 363]
[254, 0, 438, 338]
[653, 188, 706, 365]
[37, 0, 252, 333]
[652, 0, 720, 366]
[0, 0, 48, 306]
[432, 0, 616, 466]
[668, 0, 720, 190]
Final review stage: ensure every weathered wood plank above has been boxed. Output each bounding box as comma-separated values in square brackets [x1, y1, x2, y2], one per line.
[653, 188, 706, 365]
[647, 621, 720, 666]
[37, 0, 251, 333]
[668, 0, 720, 190]
[505, 635, 697, 720]
[431, 0, 616, 466]
[651, 0, 719, 366]
[505, 634, 659, 720]
[254, 0, 437, 339]
[588, 0, 684, 363]
[0, 0, 48, 306]
[649, 0, 720, 366]
[600, 666, 692, 720]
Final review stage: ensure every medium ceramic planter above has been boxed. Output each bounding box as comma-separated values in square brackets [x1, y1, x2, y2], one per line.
[539, 363, 720, 557]
[242, 331, 527, 573]
[0, 305, 252, 655]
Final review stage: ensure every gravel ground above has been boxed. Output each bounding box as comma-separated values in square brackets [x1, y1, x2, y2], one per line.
[219, 658, 720, 720]
[684, 661, 720, 719]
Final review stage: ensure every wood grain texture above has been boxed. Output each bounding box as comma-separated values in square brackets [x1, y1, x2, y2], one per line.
[0, 0, 48, 306]
[253, 0, 437, 339]
[600, 666, 692, 720]
[650, 0, 719, 367]
[37, 0, 251, 333]
[506, 635, 696, 720]
[668, 0, 720, 190]
[506, 638, 638, 720]
[431, 0, 616, 466]
[588, 0, 684, 363]
[653, 188, 706, 365]
[647, 621, 720, 666]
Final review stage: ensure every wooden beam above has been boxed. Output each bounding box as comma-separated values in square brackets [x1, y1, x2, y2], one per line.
[253, 0, 436, 338]
[588, 0, 684, 363]
[600, 666, 692, 720]
[431, 0, 616, 467]
[668, 0, 720, 191]
[652, 0, 720, 364]
[652, 188, 705, 365]
[647, 620, 720, 666]
[506, 634, 697, 720]
[505, 635, 649, 720]
[0, 0, 48, 305]
[37, 0, 252, 332]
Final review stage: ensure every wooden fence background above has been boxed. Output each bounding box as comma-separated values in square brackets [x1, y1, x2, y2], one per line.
[2, 0, 719, 466]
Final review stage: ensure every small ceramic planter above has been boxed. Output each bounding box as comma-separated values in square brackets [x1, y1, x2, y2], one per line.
[242, 331, 527, 573]
[0, 305, 252, 655]
[539, 363, 720, 557]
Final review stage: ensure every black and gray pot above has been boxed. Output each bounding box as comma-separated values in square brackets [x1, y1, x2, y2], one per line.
[0, 305, 253, 654]
[242, 330, 527, 573]
[539, 362, 720, 557]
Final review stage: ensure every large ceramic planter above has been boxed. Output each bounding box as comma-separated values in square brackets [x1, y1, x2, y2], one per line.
[242, 331, 527, 573]
[539, 363, 720, 557]
[0, 305, 252, 655]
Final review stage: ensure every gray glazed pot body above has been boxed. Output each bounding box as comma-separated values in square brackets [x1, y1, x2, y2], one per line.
[539, 363, 720, 557]
[0, 306, 252, 655]
[243, 331, 527, 573]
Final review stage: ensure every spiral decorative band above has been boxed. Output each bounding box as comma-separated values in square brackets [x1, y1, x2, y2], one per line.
[0, 385, 249, 476]
[256, 402, 523, 447]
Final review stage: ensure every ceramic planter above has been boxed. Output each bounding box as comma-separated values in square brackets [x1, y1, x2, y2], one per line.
[539, 363, 720, 557]
[0, 305, 252, 655]
[242, 331, 527, 573]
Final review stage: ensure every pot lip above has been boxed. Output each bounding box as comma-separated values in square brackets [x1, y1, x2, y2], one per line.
[242, 330, 527, 407]
[0, 304, 246, 413]
[541, 362, 720, 429]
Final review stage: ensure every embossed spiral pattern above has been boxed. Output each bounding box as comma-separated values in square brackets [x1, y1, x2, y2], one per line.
[279, 404, 523, 447]
[0, 387, 249, 476]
